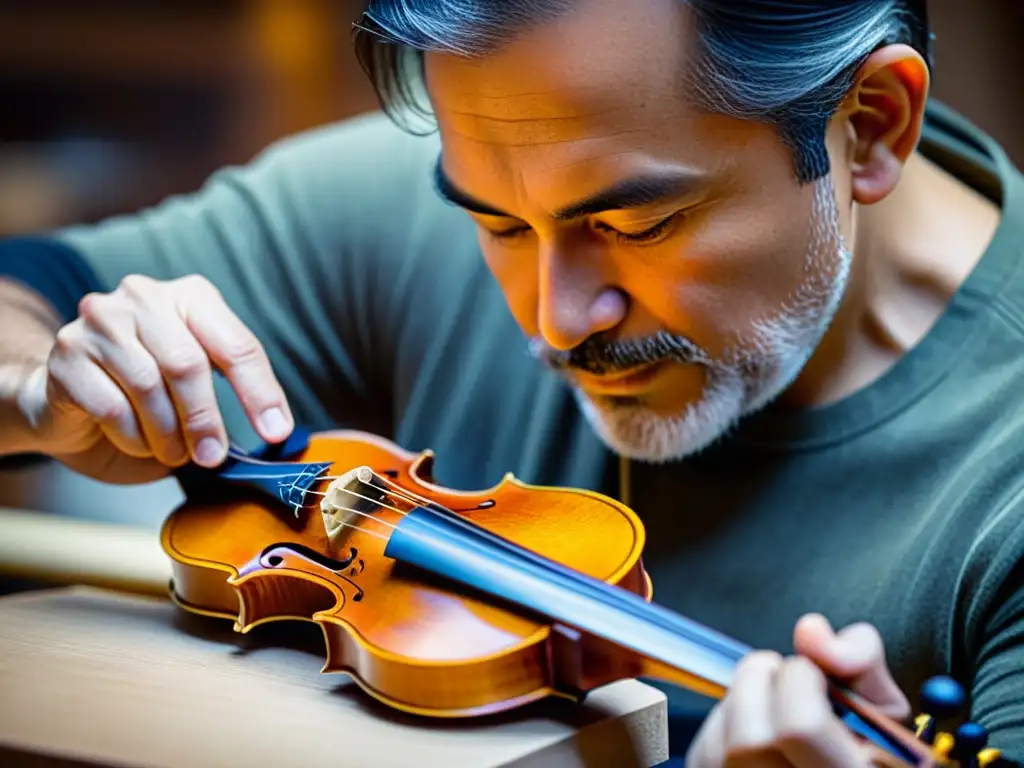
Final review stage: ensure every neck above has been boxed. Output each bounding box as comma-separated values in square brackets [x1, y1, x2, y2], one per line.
[779, 152, 1001, 409]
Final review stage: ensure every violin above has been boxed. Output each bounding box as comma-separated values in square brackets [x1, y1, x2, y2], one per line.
[159, 427, 1012, 768]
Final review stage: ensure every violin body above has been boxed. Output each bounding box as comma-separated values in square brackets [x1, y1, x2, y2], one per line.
[158, 428, 1014, 767]
[162, 429, 651, 717]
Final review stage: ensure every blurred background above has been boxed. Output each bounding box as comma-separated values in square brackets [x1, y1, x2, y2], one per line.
[0, 0, 382, 235]
[0, 0, 1021, 531]
[0, 0, 1021, 237]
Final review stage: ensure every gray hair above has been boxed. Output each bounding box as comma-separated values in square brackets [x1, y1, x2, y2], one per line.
[353, 0, 932, 183]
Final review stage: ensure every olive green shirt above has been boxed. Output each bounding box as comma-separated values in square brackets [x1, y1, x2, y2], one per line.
[57, 101, 1024, 759]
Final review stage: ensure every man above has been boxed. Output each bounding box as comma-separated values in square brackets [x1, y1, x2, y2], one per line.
[1, 0, 1022, 764]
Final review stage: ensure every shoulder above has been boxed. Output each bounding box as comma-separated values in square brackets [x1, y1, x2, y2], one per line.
[218, 111, 462, 243]
[56, 110, 479, 299]
[926, 403, 1024, 667]
[245, 111, 442, 197]
[918, 101, 1024, 306]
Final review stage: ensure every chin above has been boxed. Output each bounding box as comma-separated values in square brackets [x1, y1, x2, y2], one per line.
[573, 324, 825, 463]
[573, 371, 749, 464]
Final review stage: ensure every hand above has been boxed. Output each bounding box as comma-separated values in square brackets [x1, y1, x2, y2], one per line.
[16, 273, 293, 484]
[686, 614, 911, 767]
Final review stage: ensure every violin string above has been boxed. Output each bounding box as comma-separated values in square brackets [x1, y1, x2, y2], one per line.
[369, 470, 436, 508]
[315, 500, 400, 530]
[222, 439, 431, 505]
[221, 460, 426, 510]
[308, 474, 424, 509]
[305, 487, 409, 516]
[215, 452, 449, 539]
[330, 518, 389, 541]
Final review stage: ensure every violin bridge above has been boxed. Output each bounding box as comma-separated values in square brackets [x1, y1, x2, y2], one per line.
[319, 466, 381, 546]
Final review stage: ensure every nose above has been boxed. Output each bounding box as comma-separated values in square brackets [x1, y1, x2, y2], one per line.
[536, 239, 627, 351]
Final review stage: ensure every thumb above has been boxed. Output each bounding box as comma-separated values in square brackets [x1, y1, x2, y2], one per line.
[794, 613, 910, 720]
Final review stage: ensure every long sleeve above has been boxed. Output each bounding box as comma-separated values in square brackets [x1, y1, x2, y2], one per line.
[969, 574, 1024, 762]
[49, 113, 463, 445]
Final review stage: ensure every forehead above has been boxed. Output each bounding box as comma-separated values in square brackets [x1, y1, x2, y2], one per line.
[425, 0, 694, 128]
[421, 0, 771, 206]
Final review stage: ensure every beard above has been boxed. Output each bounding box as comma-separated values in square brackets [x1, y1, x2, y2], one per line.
[530, 176, 852, 463]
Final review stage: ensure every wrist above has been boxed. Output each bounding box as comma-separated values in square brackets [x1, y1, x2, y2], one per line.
[0, 359, 50, 456]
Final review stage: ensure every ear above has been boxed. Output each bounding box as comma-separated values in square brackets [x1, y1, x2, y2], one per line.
[842, 44, 930, 206]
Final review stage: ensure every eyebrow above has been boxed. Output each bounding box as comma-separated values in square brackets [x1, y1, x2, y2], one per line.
[432, 156, 701, 222]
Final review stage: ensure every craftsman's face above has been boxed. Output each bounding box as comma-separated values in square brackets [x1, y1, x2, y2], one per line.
[425, 0, 853, 462]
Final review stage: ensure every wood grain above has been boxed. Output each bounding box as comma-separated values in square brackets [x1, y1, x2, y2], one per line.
[0, 586, 669, 767]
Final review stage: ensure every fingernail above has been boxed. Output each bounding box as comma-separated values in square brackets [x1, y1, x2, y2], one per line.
[260, 407, 291, 440]
[195, 437, 225, 466]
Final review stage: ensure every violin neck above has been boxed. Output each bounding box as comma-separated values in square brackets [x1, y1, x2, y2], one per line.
[384, 503, 936, 768]
[385, 503, 743, 694]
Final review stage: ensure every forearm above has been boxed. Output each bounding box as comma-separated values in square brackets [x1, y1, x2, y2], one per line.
[0, 279, 62, 456]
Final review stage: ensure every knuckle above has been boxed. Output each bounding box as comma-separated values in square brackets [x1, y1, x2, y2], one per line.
[737, 650, 783, 674]
[182, 403, 222, 435]
[785, 654, 825, 686]
[838, 622, 885, 663]
[93, 397, 132, 426]
[52, 322, 84, 356]
[117, 273, 158, 302]
[159, 348, 210, 381]
[178, 273, 218, 296]
[222, 334, 266, 367]
[76, 291, 102, 318]
[122, 360, 164, 395]
[79, 291, 127, 325]
[850, 621, 883, 649]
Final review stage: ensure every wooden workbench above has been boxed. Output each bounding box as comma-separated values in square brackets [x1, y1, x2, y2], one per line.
[0, 586, 669, 767]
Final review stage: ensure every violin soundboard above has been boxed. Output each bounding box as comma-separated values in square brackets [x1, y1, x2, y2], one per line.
[0, 586, 669, 767]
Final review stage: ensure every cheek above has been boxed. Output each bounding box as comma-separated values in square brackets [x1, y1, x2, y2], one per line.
[620, 183, 824, 351]
[478, 236, 541, 334]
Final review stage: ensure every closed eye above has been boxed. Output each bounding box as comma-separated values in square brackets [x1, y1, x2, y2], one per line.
[594, 214, 680, 245]
[482, 212, 682, 246]
[487, 224, 532, 241]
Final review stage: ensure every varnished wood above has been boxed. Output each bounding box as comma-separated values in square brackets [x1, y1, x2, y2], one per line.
[0, 428, 982, 766]
[162, 430, 649, 717]
[159, 430, 948, 766]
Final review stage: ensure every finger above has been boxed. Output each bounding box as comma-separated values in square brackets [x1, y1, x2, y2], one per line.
[55, 436, 173, 486]
[794, 615, 909, 719]
[48, 331, 150, 459]
[86, 328, 190, 468]
[92, 337, 190, 467]
[774, 656, 870, 768]
[686, 703, 727, 768]
[133, 300, 228, 467]
[176, 278, 293, 443]
[724, 651, 783, 753]
[79, 291, 189, 466]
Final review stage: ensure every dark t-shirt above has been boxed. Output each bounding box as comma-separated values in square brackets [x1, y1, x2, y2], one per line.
[49, 101, 1024, 759]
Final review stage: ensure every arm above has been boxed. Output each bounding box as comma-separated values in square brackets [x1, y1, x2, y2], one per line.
[952, 484, 1024, 763]
[1, 232, 114, 454]
[967, 566, 1024, 762]
[0, 113, 448, 464]
[0, 272, 65, 455]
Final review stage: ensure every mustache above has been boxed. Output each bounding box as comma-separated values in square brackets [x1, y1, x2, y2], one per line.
[530, 331, 709, 376]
